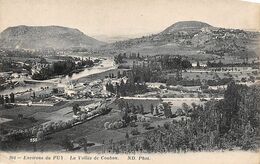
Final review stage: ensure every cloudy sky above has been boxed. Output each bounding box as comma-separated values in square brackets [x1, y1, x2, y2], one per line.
[0, 0, 259, 39]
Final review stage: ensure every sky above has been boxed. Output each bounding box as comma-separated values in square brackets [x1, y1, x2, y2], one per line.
[0, 0, 259, 40]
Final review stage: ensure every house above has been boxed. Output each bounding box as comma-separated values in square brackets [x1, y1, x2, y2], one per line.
[64, 83, 85, 96]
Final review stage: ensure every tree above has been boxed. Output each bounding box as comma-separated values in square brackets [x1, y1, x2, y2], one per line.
[36, 130, 44, 141]
[150, 104, 154, 114]
[182, 103, 190, 114]
[117, 71, 121, 78]
[4, 95, 9, 103]
[39, 57, 48, 64]
[79, 137, 88, 152]
[223, 81, 246, 132]
[140, 104, 144, 114]
[125, 132, 129, 139]
[191, 102, 197, 110]
[106, 83, 115, 93]
[131, 128, 140, 135]
[136, 105, 141, 114]
[122, 109, 131, 123]
[142, 139, 151, 152]
[18, 114, 23, 119]
[196, 61, 200, 68]
[122, 71, 127, 77]
[154, 106, 159, 115]
[32, 128, 38, 136]
[52, 88, 59, 94]
[10, 93, 15, 103]
[163, 122, 170, 130]
[0, 95, 4, 104]
[181, 59, 192, 70]
[114, 54, 124, 64]
[162, 102, 172, 118]
[72, 104, 80, 115]
[104, 122, 110, 129]
[32, 92, 36, 99]
[60, 135, 74, 151]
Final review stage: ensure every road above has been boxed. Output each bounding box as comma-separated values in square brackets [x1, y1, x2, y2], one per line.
[121, 97, 223, 101]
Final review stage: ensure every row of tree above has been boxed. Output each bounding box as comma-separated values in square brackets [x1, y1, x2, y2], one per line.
[114, 52, 143, 64]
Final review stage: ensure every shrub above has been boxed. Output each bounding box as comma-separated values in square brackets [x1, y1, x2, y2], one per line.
[32, 128, 38, 136]
[118, 121, 124, 128]
[60, 135, 74, 151]
[112, 122, 118, 129]
[142, 122, 150, 128]
[241, 77, 247, 82]
[130, 122, 137, 127]
[36, 130, 44, 141]
[163, 122, 170, 130]
[27, 117, 37, 123]
[86, 113, 93, 117]
[104, 122, 110, 129]
[159, 85, 165, 89]
[145, 117, 151, 122]
[108, 123, 114, 130]
[137, 115, 142, 121]
[141, 117, 146, 122]
[81, 113, 87, 120]
[131, 128, 140, 135]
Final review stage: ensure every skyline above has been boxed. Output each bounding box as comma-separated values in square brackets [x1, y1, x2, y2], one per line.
[0, 0, 259, 41]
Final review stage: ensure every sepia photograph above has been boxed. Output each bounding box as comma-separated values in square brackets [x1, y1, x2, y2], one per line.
[0, 0, 259, 163]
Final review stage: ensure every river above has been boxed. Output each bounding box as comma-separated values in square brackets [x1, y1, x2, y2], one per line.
[0, 57, 116, 95]
[46, 57, 116, 83]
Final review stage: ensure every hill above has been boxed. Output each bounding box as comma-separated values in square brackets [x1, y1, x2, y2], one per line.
[161, 21, 211, 34]
[101, 21, 259, 60]
[0, 25, 105, 50]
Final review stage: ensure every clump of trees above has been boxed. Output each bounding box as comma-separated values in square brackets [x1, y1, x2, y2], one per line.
[106, 80, 148, 96]
[0, 93, 15, 104]
[115, 54, 193, 84]
[159, 55, 192, 70]
[104, 121, 125, 130]
[206, 77, 233, 86]
[114, 52, 143, 64]
[106, 82, 260, 153]
[32, 60, 75, 80]
[32, 59, 94, 80]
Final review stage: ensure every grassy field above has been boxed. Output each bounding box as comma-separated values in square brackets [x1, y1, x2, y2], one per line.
[1, 102, 167, 152]
[0, 104, 65, 131]
[116, 99, 161, 113]
[2, 109, 123, 151]
[0, 99, 94, 129]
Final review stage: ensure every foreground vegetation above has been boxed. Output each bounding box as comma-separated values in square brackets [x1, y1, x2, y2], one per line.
[105, 82, 260, 153]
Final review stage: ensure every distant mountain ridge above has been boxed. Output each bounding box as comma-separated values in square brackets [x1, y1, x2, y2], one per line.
[0, 25, 105, 50]
[0, 22, 259, 59]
